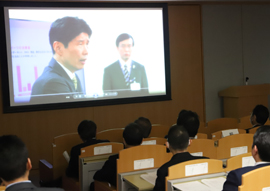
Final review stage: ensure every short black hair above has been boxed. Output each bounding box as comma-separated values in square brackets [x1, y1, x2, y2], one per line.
[176, 110, 200, 138]
[77, 120, 97, 141]
[253, 125, 270, 161]
[123, 123, 143, 146]
[167, 125, 189, 151]
[134, 117, 152, 138]
[252, 105, 269, 125]
[49, 16, 92, 54]
[0, 135, 28, 181]
[116, 33, 134, 47]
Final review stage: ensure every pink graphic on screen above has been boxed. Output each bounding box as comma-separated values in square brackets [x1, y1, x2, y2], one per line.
[16, 65, 38, 94]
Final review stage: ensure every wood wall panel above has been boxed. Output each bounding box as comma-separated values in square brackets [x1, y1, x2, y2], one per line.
[0, 4, 204, 169]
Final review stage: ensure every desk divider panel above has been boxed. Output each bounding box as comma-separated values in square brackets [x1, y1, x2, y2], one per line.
[166, 159, 225, 191]
[142, 137, 167, 145]
[225, 152, 254, 172]
[216, 134, 253, 160]
[187, 139, 217, 159]
[211, 128, 246, 141]
[149, 124, 170, 138]
[96, 128, 124, 143]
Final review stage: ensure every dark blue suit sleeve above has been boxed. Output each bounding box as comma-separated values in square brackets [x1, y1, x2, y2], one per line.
[153, 166, 167, 191]
[223, 170, 241, 191]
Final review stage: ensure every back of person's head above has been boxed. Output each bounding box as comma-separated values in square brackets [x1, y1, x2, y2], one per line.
[116, 33, 134, 47]
[167, 125, 189, 151]
[0, 135, 28, 181]
[77, 120, 97, 142]
[123, 123, 143, 146]
[134, 117, 152, 138]
[253, 125, 270, 162]
[252, 105, 269, 125]
[176, 110, 200, 138]
[49, 16, 92, 54]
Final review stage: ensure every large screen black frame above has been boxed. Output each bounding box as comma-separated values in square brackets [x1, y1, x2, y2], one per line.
[0, 1, 171, 113]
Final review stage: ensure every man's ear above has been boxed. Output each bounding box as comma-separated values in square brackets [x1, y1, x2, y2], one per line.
[165, 141, 169, 149]
[53, 41, 64, 56]
[252, 145, 258, 157]
[26, 158, 32, 171]
[189, 139, 192, 146]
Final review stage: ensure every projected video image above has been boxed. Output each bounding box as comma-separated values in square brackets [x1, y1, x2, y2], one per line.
[4, 7, 167, 107]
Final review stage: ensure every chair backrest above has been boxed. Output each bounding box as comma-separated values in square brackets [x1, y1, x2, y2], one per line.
[196, 133, 208, 139]
[187, 139, 217, 159]
[211, 128, 246, 141]
[149, 124, 170, 138]
[117, 145, 172, 174]
[249, 127, 259, 134]
[0, 186, 5, 191]
[239, 165, 270, 191]
[238, 115, 251, 130]
[216, 134, 253, 160]
[207, 118, 239, 134]
[225, 152, 254, 172]
[52, 132, 82, 179]
[96, 128, 124, 143]
[142, 137, 167, 145]
[166, 159, 224, 189]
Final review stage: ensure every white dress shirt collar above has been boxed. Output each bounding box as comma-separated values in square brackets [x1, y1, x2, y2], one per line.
[119, 58, 132, 74]
[6, 180, 31, 189]
[56, 61, 75, 80]
[255, 161, 270, 165]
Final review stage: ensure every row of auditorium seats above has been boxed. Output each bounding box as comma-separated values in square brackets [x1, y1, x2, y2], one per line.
[38, 115, 266, 191]
[67, 143, 265, 191]
[39, 132, 255, 191]
[199, 115, 270, 138]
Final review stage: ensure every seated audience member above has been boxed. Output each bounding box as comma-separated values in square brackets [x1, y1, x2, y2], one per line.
[223, 125, 270, 191]
[93, 123, 143, 187]
[134, 117, 152, 138]
[246, 105, 269, 133]
[0, 135, 64, 191]
[66, 120, 109, 179]
[153, 125, 208, 191]
[177, 109, 200, 138]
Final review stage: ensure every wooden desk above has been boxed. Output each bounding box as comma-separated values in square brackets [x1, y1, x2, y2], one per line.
[123, 173, 154, 191]
[118, 169, 156, 191]
[167, 172, 227, 191]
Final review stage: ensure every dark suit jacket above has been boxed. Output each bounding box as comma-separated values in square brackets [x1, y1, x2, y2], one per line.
[223, 163, 270, 191]
[93, 154, 119, 187]
[102, 60, 148, 97]
[30, 58, 83, 103]
[66, 139, 109, 179]
[153, 152, 208, 191]
[6, 182, 64, 191]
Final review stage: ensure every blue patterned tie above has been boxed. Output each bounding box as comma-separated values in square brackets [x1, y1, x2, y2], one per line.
[124, 65, 129, 86]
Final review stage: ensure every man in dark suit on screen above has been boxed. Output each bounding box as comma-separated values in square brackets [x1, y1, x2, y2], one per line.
[223, 125, 270, 191]
[0, 135, 64, 191]
[30, 16, 92, 102]
[102, 33, 149, 97]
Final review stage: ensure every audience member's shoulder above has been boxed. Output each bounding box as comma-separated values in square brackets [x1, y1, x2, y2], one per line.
[108, 153, 119, 160]
[37, 188, 64, 191]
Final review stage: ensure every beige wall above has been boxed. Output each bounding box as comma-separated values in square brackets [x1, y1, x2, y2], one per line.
[0, 4, 204, 168]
